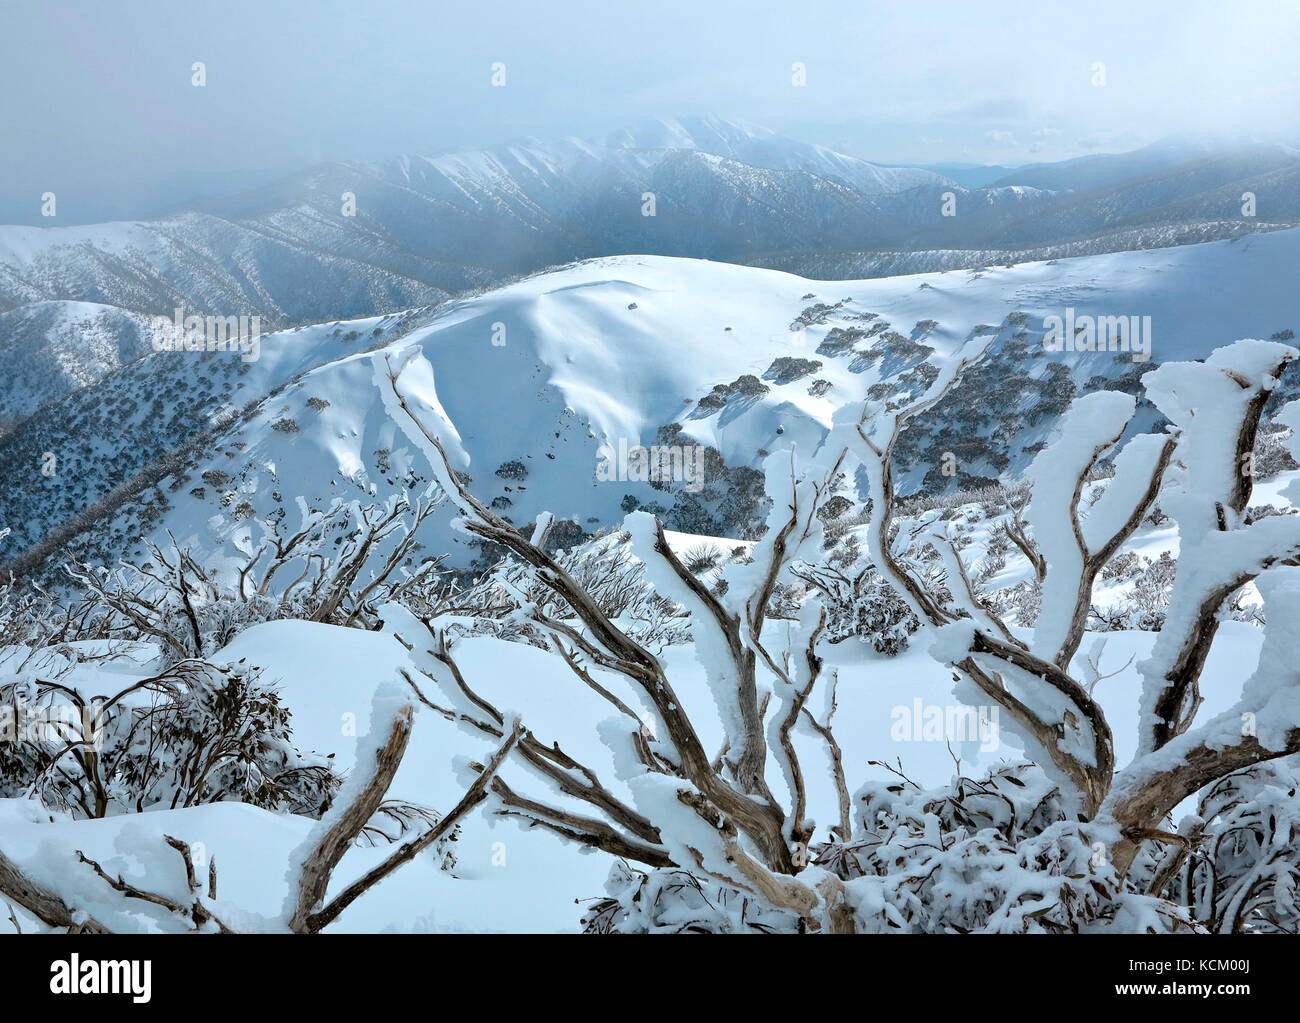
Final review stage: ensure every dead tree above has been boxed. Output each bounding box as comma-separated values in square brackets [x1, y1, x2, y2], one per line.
[834, 337, 1300, 875]
[379, 347, 857, 930]
[61, 493, 442, 657]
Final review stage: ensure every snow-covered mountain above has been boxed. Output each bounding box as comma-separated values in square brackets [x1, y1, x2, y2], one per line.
[952, 143, 1300, 249]
[597, 116, 950, 194]
[0, 117, 946, 328]
[5, 227, 1297, 581]
[0, 118, 982, 431]
[4, 124, 1297, 444]
[3, 142, 1300, 942]
[0, 301, 171, 431]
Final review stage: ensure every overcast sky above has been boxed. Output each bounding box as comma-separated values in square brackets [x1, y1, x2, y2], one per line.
[3, 0, 1298, 225]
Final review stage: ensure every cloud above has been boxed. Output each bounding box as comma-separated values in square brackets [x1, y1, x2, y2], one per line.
[945, 97, 1035, 122]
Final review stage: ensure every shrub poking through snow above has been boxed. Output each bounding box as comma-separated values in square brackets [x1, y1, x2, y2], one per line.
[0, 659, 338, 819]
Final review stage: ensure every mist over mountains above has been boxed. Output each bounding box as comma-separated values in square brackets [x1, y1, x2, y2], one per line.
[1, 116, 1298, 578]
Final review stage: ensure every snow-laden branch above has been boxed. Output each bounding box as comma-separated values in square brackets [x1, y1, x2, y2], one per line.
[371, 346, 861, 923]
[284, 682, 414, 932]
[1107, 566, 1300, 872]
[1024, 393, 1174, 668]
[830, 338, 1117, 813]
[1137, 340, 1300, 753]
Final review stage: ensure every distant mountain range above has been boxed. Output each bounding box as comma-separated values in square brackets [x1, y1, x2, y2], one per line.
[1, 118, 1298, 550]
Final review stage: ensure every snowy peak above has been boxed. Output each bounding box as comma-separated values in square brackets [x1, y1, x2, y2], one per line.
[601, 115, 773, 152]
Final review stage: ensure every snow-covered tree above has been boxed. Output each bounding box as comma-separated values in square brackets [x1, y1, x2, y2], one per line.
[370, 338, 1300, 932]
[836, 337, 1300, 883]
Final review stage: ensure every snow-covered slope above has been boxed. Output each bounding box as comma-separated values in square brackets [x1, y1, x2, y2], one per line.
[8, 226, 1294, 578]
[0, 301, 170, 430]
